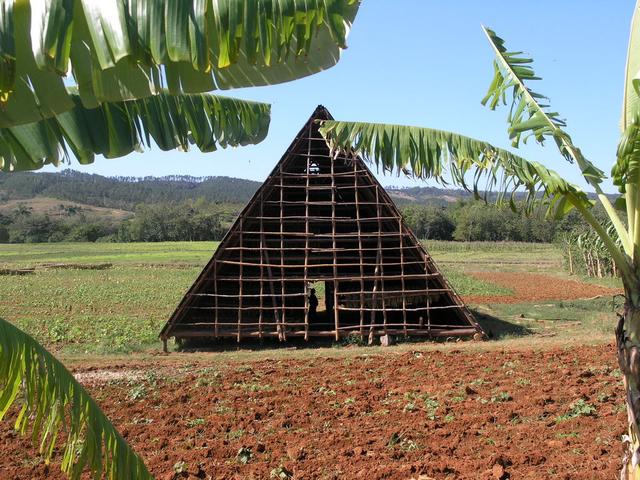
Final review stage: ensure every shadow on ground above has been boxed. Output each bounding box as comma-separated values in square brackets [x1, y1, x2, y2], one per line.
[470, 308, 533, 340]
[176, 310, 533, 352]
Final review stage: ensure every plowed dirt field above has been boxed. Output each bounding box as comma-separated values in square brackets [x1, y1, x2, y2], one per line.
[1, 344, 624, 479]
[465, 272, 622, 304]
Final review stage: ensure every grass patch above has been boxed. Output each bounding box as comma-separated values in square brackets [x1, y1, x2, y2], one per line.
[0, 241, 620, 355]
[441, 267, 513, 296]
[0, 265, 196, 353]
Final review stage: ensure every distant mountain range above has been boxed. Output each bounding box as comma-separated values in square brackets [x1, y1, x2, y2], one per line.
[0, 170, 472, 212]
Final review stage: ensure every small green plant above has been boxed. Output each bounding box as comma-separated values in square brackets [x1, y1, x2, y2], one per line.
[173, 461, 187, 474]
[233, 381, 272, 392]
[387, 431, 420, 452]
[515, 378, 531, 386]
[143, 371, 158, 388]
[387, 432, 402, 447]
[423, 396, 439, 420]
[227, 429, 245, 440]
[470, 378, 488, 386]
[556, 399, 597, 422]
[270, 466, 293, 479]
[445, 414, 455, 423]
[403, 402, 417, 413]
[317, 386, 336, 396]
[196, 368, 222, 387]
[236, 447, 253, 464]
[400, 438, 419, 452]
[132, 417, 153, 425]
[491, 392, 512, 403]
[185, 418, 206, 428]
[215, 403, 232, 415]
[127, 384, 147, 401]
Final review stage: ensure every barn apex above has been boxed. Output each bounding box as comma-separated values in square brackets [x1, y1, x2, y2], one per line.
[160, 106, 483, 348]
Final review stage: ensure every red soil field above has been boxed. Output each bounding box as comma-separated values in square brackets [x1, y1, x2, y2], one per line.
[1, 344, 624, 479]
[464, 272, 622, 304]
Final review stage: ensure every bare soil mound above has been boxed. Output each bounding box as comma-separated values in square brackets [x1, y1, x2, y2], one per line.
[0, 344, 623, 479]
[465, 272, 621, 304]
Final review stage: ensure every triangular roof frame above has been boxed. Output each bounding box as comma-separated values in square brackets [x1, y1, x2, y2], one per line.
[160, 106, 483, 347]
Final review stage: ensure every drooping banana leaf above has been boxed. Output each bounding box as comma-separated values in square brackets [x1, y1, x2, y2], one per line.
[0, 93, 271, 172]
[0, 0, 359, 126]
[0, 317, 153, 479]
[319, 120, 592, 219]
[481, 27, 606, 188]
[622, 0, 640, 132]
[481, 26, 631, 253]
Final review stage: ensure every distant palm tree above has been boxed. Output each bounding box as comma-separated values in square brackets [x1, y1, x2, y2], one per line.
[0, 1, 359, 478]
[319, 3, 640, 476]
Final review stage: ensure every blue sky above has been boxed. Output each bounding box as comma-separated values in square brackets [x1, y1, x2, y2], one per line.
[47, 1, 634, 193]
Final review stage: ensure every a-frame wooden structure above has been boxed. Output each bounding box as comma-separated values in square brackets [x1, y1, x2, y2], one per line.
[160, 106, 483, 348]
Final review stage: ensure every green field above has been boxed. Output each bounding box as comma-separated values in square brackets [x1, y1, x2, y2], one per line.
[0, 241, 622, 356]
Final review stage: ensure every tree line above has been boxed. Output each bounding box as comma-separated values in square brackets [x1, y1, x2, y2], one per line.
[0, 170, 261, 210]
[0, 198, 590, 244]
[0, 199, 239, 244]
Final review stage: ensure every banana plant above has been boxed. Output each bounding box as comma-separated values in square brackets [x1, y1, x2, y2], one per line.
[0, 318, 152, 479]
[561, 222, 621, 278]
[0, 0, 359, 126]
[0, 92, 271, 171]
[319, 4, 640, 477]
[0, 0, 359, 171]
[0, 1, 360, 478]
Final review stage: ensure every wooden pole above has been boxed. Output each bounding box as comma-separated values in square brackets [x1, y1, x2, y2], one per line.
[213, 258, 219, 339]
[399, 218, 407, 337]
[304, 121, 312, 341]
[279, 163, 286, 341]
[367, 251, 381, 345]
[237, 218, 243, 342]
[354, 159, 366, 340]
[331, 148, 339, 340]
[375, 186, 388, 337]
[258, 191, 264, 339]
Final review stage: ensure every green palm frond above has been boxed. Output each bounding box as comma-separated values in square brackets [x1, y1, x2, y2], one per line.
[482, 26, 631, 253]
[614, 116, 640, 190]
[319, 119, 633, 281]
[0, 93, 270, 172]
[0, 317, 152, 479]
[0, 0, 359, 126]
[481, 26, 605, 186]
[622, 1, 640, 132]
[318, 120, 591, 218]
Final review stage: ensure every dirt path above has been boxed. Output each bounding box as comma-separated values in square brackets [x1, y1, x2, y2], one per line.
[1, 344, 623, 479]
[464, 272, 622, 304]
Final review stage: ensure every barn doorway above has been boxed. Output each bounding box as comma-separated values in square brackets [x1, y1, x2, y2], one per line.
[307, 280, 335, 331]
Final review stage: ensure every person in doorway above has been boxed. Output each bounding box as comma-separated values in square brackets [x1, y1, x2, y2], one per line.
[308, 288, 319, 321]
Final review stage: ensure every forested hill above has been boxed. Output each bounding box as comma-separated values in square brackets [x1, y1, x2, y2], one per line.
[0, 170, 262, 210]
[0, 170, 472, 209]
[0, 170, 592, 245]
